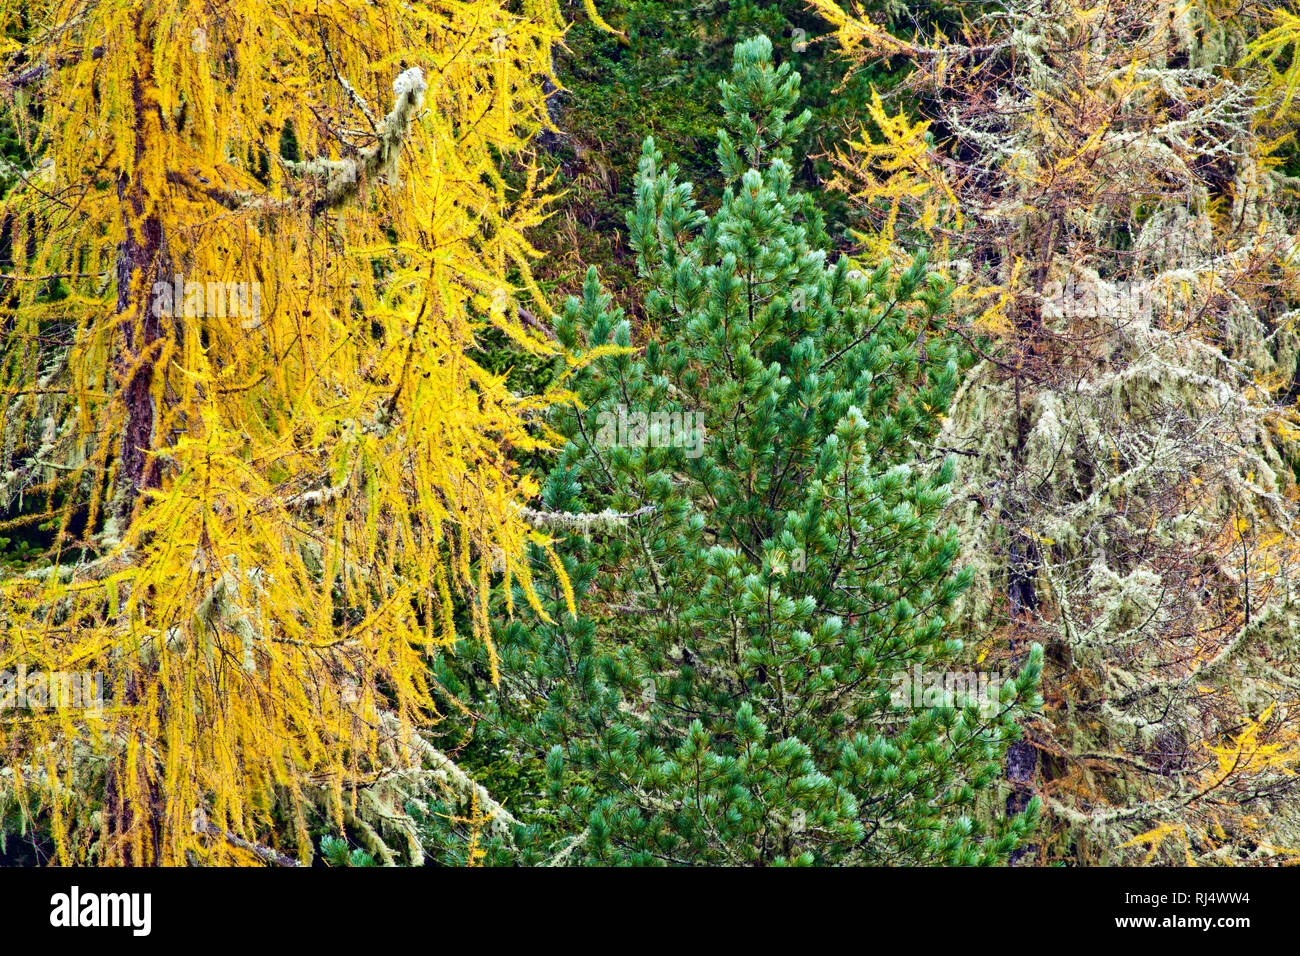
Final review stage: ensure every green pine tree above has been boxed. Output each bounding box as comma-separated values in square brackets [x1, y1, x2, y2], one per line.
[524, 0, 959, 309]
[445, 35, 1042, 866]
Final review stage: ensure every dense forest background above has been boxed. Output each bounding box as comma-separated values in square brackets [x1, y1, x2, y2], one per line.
[2, 0, 1300, 866]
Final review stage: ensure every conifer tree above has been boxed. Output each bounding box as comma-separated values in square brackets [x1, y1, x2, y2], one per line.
[459, 36, 1042, 865]
[818, 0, 1300, 864]
[0, 0, 571, 866]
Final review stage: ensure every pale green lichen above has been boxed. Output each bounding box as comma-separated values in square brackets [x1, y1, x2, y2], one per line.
[926, 0, 1300, 863]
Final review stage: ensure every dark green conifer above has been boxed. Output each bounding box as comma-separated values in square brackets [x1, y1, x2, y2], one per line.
[453, 35, 1041, 866]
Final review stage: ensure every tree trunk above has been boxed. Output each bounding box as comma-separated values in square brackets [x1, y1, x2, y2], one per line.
[112, 10, 169, 523]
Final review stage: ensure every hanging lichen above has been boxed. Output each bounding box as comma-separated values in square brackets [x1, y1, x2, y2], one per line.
[819, 0, 1300, 864]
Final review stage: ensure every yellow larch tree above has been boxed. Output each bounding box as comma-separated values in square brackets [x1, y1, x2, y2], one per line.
[0, 0, 583, 865]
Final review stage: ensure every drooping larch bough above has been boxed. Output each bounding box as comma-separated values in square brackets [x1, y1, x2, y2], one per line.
[0, 0, 580, 865]
[816, 0, 1300, 864]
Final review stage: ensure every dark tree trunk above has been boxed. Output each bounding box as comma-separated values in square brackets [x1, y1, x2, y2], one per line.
[112, 15, 170, 524]
[1003, 499, 1040, 863]
[104, 9, 170, 864]
[114, 228, 167, 521]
